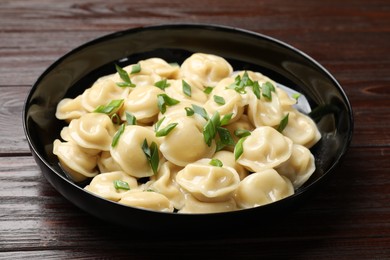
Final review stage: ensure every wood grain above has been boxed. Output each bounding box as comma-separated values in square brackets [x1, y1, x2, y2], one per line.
[0, 0, 389, 258]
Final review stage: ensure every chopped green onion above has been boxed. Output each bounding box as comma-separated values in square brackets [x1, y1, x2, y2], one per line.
[191, 104, 209, 120]
[157, 94, 180, 114]
[203, 86, 214, 94]
[209, 158, 223, 167]
[154, 116, 165, 131]
[154, 79, 170, 90]
[262, 81, 275, 100]
[94, 99, 124, 115]
[113, 180, 130, 190]
[220, 113, 233, 126]
[110, 113, 121, 124]
[185, 107, 194, 116]
[111, 123, 125, 147]
[213, 95, 226, 105]
[203, 111, 220, 146]
[252, 81, 261, 99]
[126, 112, 136, 125]
[234, 129, 251, 138]
[234, 137, 247, 160]
[156, 123, 178, 137]
[131, 64, 141, 74]
[217, 127, 235, 145]
[141, 139, 159, 175]
[115, 64, 135, 88]
[292, 93, 301, 101]
[182, 80, 192, 97]
[276, 113, 289, 133]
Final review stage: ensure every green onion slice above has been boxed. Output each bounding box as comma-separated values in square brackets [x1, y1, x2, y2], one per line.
[276, 113, 289, 133]
[209, 158, 223, 167]
[126, 112, 137, 125]
[111, 123, 125, 147]
[131, 64, 141, 74]
[262, 81, 276, 100]
[94, 99, 124, 115]
[182, 80, 192, 97]
[157, 94, 180, 114]
[154, 79, 170, 90]
[156, 123, 178, 137]
[234, 137, 247, 160]
[141, 139, 159, 175]
[213, 95, 225, 105]
[185, 107, 194, 116]
[115, 64, 135, 88]
[113, 180, 130, 190]
[234, 129, 251, 138]
[191, 104, 209, 120]
[203, 86, 214, 94]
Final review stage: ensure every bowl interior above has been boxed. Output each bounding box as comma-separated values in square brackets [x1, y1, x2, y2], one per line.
[24, 24, 353, 230]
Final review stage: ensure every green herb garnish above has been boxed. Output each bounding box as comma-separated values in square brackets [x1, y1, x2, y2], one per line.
[216, 126, 235, 151]
[234, 137, 247, 160]
[94, 99, 124, 115]
[131, 64, 141, 74]
[126, 112, 137, 125]
[115, 64, 135, 88]
[213, 95, 225, 105]
[156, 123, 178, 137]
[203, 111, 220, 146]
[292, 93, 301, 101]
[111, 123, 125, 147]
[157, 94, 180, 114]
[220, 113, 233, 126]
[154, 116, 165, 131]
[154, 79, 170, 90]
[141, 139, 159, 175]
[203, 86, 214, 94]
[182, 80, 192, 97]
[234, 129, 251, 138]
[185, 107, 194, 116]
[191, 104, 209, 120]
[262, 81, 275, 100]
[113, 180, 130, 190]
[209, 158, 223, 167]
[276, 113, 289, 133]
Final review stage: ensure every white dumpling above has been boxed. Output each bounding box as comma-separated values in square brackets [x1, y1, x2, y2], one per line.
[118, 190, 174, 213]
[275, 144, 316, 189]
[237, 126, 293, 172]
[282, 108, 321, 148]
[164, 78, 208, 104]
[175, 159, 240, 202]
[276, 87, 297, 108]
[212, 150, 249, 180]
[67, 113, 117, 151]
[53, 139, 98, 182]
[120, 85, 164, 124]
[139, 58, 180, 79]
[149, 161, 185, 210]
[180, 53, 233, 87]
[234, 169, 294, 208]
[110, 125, 161, 178]
[159, 115, 216, 167]
[204, 87, 244, 124]
[84, 171, 138, 201]
[81, 77, 130, 112]
[97, 151, 123, 173]
[178, 194, 237, 214]
[247, 89, 283, 127]
[55, 96, 87, 122]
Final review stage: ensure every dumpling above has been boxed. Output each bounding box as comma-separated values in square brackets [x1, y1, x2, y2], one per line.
[55, 96, 87, 123]
[53, 139, 98, 182]
[97, 151, 123, 173]
[67, 113, 117, 151]
[224, 114, 255, 151]
[84, 171, 138, 201]
[159, 115, 216, 167]
[212, 150, 249, 180]
[118, 190, 174, 212]
[148, 161, 185, 210]
[120, 85, 164, 124]
[178, 194, 237, 214]
[180, 53, 233, 87]
[281, 108, 321, 148]
[138, 58, 180, 79]
[110, 125, 161, 178]
[81, 77, 130, 112]
[236, 126, 293, 172]
[234, 169, 294, 208]
[275, 144, 316, 189]
[175, 159, 240, 202]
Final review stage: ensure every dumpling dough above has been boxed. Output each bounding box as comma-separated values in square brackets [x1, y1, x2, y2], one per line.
[118, 190, 174, 212]
[175, 159, 240, 202]
[110, 125, 161, 178]
[234, 169, 294, 208]
[237, 126, 293, 172]
[179, 194, 237, 214]
[85, 171, 138, 201]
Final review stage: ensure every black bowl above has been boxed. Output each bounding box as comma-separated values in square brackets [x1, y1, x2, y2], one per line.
[23, 24, 353, 232]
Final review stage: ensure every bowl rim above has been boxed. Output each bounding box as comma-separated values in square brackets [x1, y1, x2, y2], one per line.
[23, 23, 354, 218]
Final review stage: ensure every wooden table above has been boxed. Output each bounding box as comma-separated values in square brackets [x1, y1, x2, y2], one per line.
[1, 0, 389, 258]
